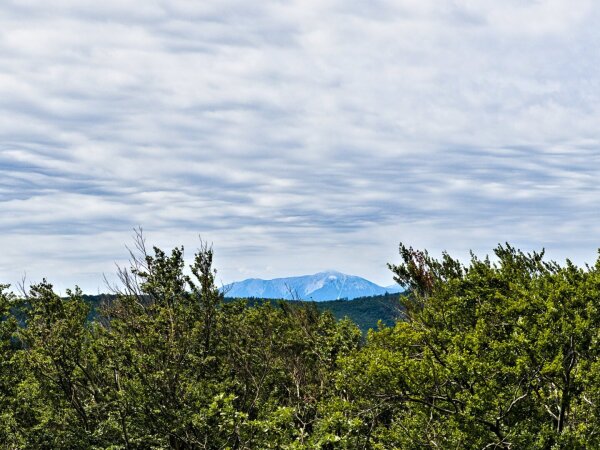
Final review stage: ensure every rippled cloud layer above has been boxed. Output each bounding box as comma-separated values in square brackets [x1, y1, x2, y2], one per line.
[2, 0, 600, 291]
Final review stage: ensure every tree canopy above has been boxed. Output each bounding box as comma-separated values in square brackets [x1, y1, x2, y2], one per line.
[2, 240, 600, 449]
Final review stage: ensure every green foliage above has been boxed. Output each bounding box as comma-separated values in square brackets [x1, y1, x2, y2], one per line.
[4, 240, 600, 448]
[87, 293, 403, 334]
[318, 243, 600, 449]
[312, 293, 402, 332]
[0, 285, 20, 448]
[1, 236, 362, 449]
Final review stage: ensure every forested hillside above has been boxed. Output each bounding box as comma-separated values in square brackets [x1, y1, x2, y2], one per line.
[2, 241, 600, 448]
[81, 293, 402, 333]
[236, 293, 402, 332]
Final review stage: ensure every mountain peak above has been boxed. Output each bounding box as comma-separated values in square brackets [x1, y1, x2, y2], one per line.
[223, 271, 402, 301]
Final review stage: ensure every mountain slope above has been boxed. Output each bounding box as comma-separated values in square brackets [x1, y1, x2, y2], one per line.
[223, 271, 402, 301]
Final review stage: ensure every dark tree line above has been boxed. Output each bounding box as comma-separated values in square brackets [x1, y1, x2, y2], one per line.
[2, 239, 600, 448]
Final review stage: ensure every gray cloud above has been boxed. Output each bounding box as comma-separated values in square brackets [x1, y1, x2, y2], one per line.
[2, 0, 600, 291]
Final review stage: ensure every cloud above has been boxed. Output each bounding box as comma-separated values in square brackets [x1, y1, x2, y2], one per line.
[1, 0, 600, 291]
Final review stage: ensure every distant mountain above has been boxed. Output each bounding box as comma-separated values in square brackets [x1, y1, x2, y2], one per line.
[223, 271, 403, 301]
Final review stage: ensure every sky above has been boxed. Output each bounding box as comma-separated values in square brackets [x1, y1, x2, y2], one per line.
[2, 0, 600, 293]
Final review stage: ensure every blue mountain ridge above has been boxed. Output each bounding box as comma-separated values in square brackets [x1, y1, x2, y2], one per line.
[222, 270, 403, 301]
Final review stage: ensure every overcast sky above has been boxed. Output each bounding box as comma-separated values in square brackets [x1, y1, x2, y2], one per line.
[2, 0, 600, 293]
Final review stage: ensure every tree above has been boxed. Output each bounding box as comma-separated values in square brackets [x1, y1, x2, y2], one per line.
[0, 285, 20, 447]
[315, 244, 600, 449]
[12, 281, 100, 449]
[97, 232, 227, 448]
